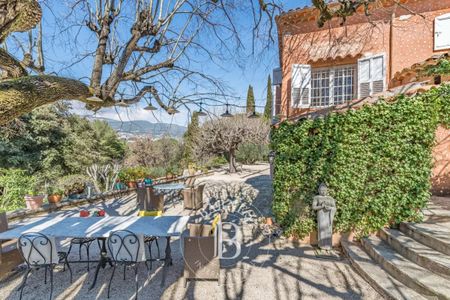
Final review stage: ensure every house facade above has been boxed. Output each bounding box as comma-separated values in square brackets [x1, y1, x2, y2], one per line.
[274, 0, 450, 195]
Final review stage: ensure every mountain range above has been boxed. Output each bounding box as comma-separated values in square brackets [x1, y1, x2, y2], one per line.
[90, 117, 187, 139]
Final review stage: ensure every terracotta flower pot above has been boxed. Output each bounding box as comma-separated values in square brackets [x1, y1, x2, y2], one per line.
[127, 181, 137, 188]
[24, 195, 45, 210]
[48, 194, 62, 204]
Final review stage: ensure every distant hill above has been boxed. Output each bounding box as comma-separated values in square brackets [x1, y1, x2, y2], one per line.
[90, 117, 186, 138]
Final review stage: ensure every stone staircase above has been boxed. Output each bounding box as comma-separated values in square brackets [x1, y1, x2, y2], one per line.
[342, 203, 450, 300]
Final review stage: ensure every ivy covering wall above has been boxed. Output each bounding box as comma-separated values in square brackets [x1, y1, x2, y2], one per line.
[271, 85, 450, 238]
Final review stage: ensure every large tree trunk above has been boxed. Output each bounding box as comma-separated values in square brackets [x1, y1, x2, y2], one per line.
[228, 149, 237, 173]
[0, 75, 91, 125]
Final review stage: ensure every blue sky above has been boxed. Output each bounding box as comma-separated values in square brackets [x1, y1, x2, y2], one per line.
[14, 1, 310, 128]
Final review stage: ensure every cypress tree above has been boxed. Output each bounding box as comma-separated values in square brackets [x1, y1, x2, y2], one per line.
[246, 85, 255, 113]
[264, 75, 272, 120]
[182, 111, 199, 164]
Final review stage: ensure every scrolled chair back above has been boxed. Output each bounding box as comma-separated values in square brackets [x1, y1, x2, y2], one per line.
[17, 232, 59, 266]
[107, 230, 146, 263]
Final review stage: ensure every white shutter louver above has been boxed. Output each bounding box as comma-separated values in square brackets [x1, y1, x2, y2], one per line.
[435, 13, 450, 51]
[358, 58, 371, 98]
[291, 64, 311, 108]
[371, 55, 384, 94]
[358, 54, 385, 98]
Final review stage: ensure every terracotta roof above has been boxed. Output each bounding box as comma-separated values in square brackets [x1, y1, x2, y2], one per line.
[276, 0, 418, 26]
[391, 51, 450, 87]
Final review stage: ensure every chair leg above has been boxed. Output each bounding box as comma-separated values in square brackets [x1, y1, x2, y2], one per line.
[67, 242, 73, 257]
[107, 265, 116, 299]
[134, 264, 139, 300]
[44, 266, 47, 284]
[86, 243, 90, 271]
[155, 239, 160, 259]
[123, 265, 126, 280]
[49, 266, 54, 300]
[148, 243, 152, 270]
[65, 255, 73, 283]
[78, 245, 82, 261]
[18, 269, 31, 300]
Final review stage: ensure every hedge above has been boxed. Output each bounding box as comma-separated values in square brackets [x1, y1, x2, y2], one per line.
[271, 84, 450, 238]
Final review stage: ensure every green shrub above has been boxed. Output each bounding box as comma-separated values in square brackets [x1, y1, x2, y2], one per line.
[203, 156, 228, 169]
[58, 174, 90, 196]
[148, 167, 166, 178]
[236, 143, 269, 164]
[271, 84, 450, 238]
[118, 166, 148, 182]
[0, 169, 35, 212]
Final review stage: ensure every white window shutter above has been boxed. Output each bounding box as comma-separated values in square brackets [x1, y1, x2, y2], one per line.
[358, 58, 371, 98]
[371, 55, 385, 94]
[291, 64, 311, 108]
[435, 13, 450, 50]
[358, 54, 385, 98]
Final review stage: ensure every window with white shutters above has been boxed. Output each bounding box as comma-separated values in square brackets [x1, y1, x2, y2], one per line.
[358, 54, 386, 98]
[309, 65, 356, 107]
[435, 13, 450, 51]
[291, 64, 311, 108]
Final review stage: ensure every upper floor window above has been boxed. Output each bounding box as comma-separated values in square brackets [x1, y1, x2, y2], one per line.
[311, 66, 355, 107]
[435, 13, 450, 51]
[291, 64, 355, 108]
[291, 54, 385, 108]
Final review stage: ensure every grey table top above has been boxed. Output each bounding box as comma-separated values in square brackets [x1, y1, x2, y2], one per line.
[153, 183, 185, 191]
[0, 216, 190, 240]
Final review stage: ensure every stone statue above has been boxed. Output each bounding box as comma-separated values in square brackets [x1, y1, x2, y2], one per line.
[312, 183, 336, 251]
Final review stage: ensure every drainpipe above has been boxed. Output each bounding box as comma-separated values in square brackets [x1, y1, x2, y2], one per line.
[389, 11, 395, 86]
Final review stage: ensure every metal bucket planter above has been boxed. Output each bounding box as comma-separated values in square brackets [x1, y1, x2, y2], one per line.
[24, 195, 45, 210]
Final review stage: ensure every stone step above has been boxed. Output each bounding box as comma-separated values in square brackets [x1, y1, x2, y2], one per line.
[362, 236, 450, 299]
[400, 222, 450, 256]
[423, 209, 450, 218]
[379, 228, 450, 278]
[342, 241, 427, 300]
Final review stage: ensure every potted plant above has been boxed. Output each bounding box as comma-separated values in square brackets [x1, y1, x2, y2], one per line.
[24, 185, 45, 210]
[46, 186, 64, 204]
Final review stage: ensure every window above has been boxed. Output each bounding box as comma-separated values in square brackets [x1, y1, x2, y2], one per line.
[435, 13, 450, 50]
[358, 54, 385, 98]
[310, 65, 356, 107]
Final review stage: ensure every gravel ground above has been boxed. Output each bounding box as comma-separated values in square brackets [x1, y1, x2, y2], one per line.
[0, 164, 380, 300]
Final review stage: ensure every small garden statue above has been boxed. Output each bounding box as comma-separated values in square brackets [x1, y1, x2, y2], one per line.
[312, 183, 336, 251]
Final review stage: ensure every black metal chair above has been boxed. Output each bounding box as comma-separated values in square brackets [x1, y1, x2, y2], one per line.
[143, 235, 160, 269]
[67, 237, 100, 271]
[107, 230, 146, 299]
[17, 232, 72, 300]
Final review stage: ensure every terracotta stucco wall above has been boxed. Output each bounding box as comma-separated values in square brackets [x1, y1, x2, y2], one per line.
[433, 126, 450, 196]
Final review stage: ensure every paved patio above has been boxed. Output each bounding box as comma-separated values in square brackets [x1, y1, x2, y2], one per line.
[0, 164, 380, 299]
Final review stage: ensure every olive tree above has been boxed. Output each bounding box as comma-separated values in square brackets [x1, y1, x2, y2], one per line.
[195, 114, 269, 173]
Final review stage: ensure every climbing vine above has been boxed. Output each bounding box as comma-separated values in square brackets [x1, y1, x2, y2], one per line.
[271, 84, 450, 238]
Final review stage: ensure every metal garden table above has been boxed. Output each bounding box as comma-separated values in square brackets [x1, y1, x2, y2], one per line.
[0, 215, 189, 288]
[153, 183, 186, 191]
